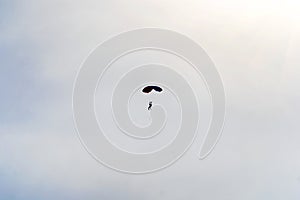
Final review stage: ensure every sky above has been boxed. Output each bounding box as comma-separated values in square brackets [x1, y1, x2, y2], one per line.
[1, 0, 300, 199]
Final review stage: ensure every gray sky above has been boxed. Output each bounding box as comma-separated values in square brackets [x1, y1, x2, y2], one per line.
[1, 0, 300, 199]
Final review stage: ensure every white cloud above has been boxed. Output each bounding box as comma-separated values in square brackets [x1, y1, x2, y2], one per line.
[1, 0, 300, 199]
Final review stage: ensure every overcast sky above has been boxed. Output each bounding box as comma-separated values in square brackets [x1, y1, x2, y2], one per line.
[1, 0, 300, 199]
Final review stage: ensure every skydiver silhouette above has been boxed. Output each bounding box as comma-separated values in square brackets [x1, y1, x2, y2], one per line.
[148, 101, 152, 110]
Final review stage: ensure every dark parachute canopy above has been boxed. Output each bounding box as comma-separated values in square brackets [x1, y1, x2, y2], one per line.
[142, 85, 163, 93]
